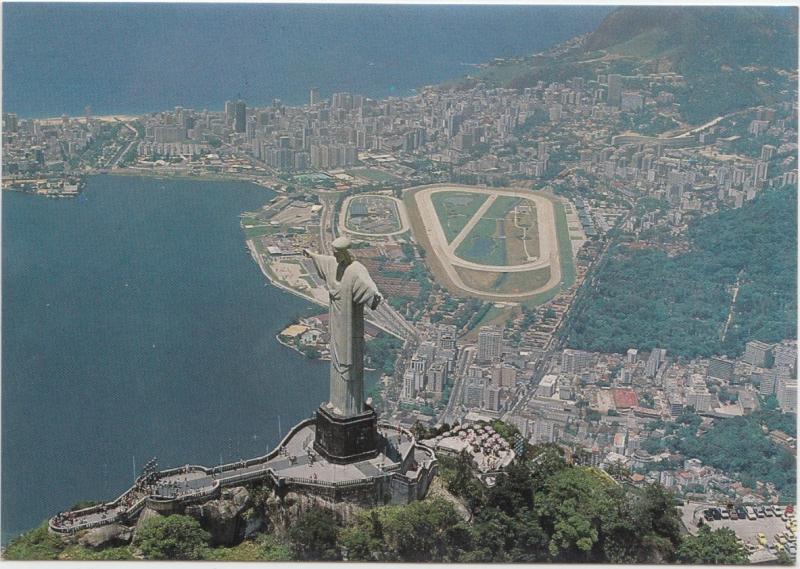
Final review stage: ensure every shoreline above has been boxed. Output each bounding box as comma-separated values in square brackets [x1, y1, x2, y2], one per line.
[274, 333, 329, 362]
[104, 168, 273, 186]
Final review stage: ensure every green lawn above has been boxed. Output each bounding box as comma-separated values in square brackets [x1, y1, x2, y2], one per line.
[431, 191, 489, 243]
[454, 196, 519, 266]
[455, 218, 507, 266]
[554, 201, 576, 287]
[484, 196, 520, 219]
[243, 225, 276, 239]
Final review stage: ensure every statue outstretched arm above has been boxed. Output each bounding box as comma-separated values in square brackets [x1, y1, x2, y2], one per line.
[303, 248, 330, 281]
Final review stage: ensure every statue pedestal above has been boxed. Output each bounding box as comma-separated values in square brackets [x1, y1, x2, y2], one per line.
[313, 404, 379, 464]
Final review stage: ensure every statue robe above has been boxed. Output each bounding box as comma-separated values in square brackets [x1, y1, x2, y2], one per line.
[308, 252, 381, 417]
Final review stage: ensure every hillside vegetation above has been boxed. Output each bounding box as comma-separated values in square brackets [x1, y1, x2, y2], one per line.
[566, 187, 797, 358]
[475, 6, 797, 124]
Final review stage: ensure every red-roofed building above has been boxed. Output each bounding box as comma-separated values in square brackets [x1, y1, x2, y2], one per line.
[613, 388, 638, 409]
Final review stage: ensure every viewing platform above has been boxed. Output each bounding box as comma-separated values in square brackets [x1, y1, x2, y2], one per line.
[49, 421, 437, 535]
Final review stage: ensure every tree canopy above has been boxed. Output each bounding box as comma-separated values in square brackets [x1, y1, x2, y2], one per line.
[676, 525, 749, 564]
[133, 514, 210, 560]
[567, 187, 797, 358]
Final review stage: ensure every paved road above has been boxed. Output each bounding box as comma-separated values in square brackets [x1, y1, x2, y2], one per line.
[440, 346, 475, 426]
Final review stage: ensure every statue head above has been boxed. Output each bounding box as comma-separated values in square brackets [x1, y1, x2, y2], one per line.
[332, 236, 354, 265]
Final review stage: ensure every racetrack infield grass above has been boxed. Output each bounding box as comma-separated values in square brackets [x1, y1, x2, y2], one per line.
[431, 191, 489, 243]
[455, 217, 507, 265]
[454, 196, 519, 265]
[455, 265, 551, 295]
[505, 202, 540, 264]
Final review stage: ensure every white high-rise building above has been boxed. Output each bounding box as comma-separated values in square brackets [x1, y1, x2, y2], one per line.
[427, 362, 447, 394]
[484, 385, 504, 412]
[401, 370, 416, 401]
[646, 348, 667, 378]
[478, 326, 503, 362]
[777, 378, 797, 414]
[536, 374, 557, 398]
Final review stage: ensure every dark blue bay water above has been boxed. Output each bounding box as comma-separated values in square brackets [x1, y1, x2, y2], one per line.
[3, 4, 611, 117]
[1, 176, 335, 542]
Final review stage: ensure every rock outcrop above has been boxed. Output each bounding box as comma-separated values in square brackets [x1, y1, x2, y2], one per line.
[259, 489, 365, 538]
[185, 487, 251, 546]
[78, 523, 133, 549]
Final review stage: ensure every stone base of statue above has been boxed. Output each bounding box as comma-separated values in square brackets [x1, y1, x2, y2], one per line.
[313, 404, 379, 464]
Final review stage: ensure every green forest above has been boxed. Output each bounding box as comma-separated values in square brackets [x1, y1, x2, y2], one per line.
[567, 187, 797, 358]
[666, 409, 797, 501]
[5, 440, 755, 564]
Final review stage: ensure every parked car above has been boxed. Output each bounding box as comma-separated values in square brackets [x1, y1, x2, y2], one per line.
[756, 506, 765, 518]
[712, 508, 722, 521]
[766, 506, 774, 517]
[737, 507, 748, 519]
[721, 509, 731, 519]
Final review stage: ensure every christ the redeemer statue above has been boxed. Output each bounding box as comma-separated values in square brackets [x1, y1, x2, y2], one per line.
[304, 237, 382, 418]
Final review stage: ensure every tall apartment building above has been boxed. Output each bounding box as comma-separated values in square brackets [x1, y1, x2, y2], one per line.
[224, 100, 234, 125]
[401, 369, 416, 401]
[562, 349, 593, 374]
[426, 362, 447, 394]
[491, 364, 517, 389]
[309, 87, 320, 106]
[234, 100, 247, 133]
[464, 378, 485, 408]
[536, 374, 557, 398]
[707, 357, 735, 382]
[687, 388, 714, 412]
[478, 326, 503, 362]
[759, 367, 779, 397]
[532, 420, 556, 444]
[438, 325, 457, 351]
[777, 378, 797, 414]
[607, 74, 623, 106]
[484, 385, 505, 412]
[646, 348, 667, 378]
[773, 344, 797, 374]
[743, 340, 773, 367]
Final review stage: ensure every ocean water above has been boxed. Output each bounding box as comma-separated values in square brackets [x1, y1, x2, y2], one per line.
[2, 3, 611, 117]
[1, 176, 337, 543]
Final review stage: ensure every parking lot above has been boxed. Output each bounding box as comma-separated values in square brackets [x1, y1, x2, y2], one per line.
[682, 502, 797, 553]
[705, 514, 792, 546]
